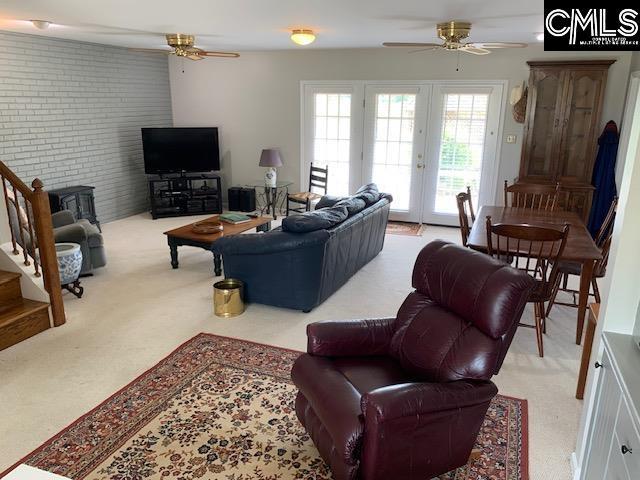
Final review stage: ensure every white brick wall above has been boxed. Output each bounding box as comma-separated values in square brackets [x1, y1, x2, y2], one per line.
[0, 31, 173, 222]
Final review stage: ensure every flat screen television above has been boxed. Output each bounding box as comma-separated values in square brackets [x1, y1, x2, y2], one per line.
[142, 127, 220, 174]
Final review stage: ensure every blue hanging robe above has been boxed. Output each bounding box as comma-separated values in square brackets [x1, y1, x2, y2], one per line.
[587, 121, 619, 237]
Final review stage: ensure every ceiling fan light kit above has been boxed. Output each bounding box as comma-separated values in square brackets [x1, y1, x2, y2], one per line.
[291, 29, 316, 46]
[30, 20, 51, 30]
[437, 21, 471, 44]
[383, 20, 528, 56]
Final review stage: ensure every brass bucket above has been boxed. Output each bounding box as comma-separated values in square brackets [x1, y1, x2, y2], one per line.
[213, 279, 245, 318]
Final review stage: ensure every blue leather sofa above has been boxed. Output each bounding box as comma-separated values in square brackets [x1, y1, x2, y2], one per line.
[212, 186, 392, 311]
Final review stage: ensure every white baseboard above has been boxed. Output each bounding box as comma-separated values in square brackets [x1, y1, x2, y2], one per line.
[571, 452, 581, 480]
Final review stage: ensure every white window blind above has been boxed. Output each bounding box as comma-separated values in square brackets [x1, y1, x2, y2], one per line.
[434, 93, 489, 214]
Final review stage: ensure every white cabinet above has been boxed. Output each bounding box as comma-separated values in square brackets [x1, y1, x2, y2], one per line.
[584, 349, 622, 480]
[582, 333, 640, 480]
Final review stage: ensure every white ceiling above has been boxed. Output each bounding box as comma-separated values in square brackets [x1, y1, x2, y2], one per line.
[0, 0, 544, 51]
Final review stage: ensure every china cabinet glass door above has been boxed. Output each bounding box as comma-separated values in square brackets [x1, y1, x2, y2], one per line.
[558, 70, 606, 183]
[525, 69, 563, 180]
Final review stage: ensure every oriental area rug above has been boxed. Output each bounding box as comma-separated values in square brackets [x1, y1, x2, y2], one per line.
[385, 221, 426, 236]
[2, 334, 528, 480]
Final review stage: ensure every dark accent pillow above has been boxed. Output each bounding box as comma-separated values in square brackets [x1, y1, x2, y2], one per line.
[354, 183, 380, 205]
[356, 183, 378, 194]
[315, 195, 347, 210]
[282, 206, 349, 233]
[334, 197, 366, 216]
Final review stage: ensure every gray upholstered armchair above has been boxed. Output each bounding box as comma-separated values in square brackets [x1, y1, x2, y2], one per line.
[52, 210, 106, 275]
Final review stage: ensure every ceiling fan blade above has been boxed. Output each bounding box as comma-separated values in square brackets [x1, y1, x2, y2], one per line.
[383, 42, 442, 47]
[408, 46, 441, 53]
[199, 51, 240, 58]
[459, 45, 491, 55]
[186, 54, 204, 61]
[129, 48, 172, 55]
[472, 42, 528, 49]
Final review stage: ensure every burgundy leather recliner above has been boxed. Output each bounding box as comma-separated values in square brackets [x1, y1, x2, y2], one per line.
[291, 240, 535, 480]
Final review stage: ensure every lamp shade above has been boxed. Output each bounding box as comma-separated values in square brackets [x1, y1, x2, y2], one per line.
[259, 148, 283, 167]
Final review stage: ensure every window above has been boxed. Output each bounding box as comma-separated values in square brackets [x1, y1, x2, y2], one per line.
[434, 93, 489, 214]
[312, 93, 351, 197]
[371, 94, 416, 211]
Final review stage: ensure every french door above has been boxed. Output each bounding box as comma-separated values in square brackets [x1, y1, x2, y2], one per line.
[302, 82, 504, 225]
[302, 84, 363, 197]
[422, 85, 503, 225]
[362, 86, 430, 222]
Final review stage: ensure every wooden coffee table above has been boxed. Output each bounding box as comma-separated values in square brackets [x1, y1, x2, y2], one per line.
[163, 215, 272, 276]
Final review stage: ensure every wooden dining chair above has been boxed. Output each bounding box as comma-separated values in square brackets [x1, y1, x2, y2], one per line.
[485, 216, 570, 357]
[504, 181, 562, 211]
[546, 197, 618, 316]
[286, 163, 329, 215]
[456, 186, 475, 246]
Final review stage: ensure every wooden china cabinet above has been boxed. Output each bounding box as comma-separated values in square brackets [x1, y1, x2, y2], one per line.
[518, 60, 615, 221]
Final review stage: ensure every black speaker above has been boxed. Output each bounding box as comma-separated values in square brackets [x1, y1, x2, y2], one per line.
[239, 188, 256, 212]
[228, 187, 242, 211]
[171, 178, 188, 191]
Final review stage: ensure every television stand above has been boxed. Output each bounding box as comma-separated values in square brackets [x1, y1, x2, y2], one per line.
[148, 173, 222, 219]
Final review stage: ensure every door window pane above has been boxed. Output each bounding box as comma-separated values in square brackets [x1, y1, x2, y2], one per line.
[313, 93, 351, 196]
[434, 93, 489, 214]
[371, 93, 417, 211]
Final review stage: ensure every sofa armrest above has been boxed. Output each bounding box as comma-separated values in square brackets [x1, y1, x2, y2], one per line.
[211, 230, 330, 256]
[361, 381, 497, 421]
[307, 318, 395, 357]
[359, 380, 497, 480]
[51, 210, 76, 228]
[54, 223, 87, 244]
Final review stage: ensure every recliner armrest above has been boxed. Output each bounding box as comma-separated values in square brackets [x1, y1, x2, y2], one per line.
[361, 380, 497, 421]
[359, 380, 498, 480]
[307, 318, 395, 357]
[51, 210, 76, 228]
[291, 354, 364, 466]
[54, 223, 87, 244]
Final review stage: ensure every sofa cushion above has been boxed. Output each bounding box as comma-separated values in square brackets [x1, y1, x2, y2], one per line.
[334, 197, 366, 216]
[282, 205, 349, 233]
[354, 183, 380, 206]
[315, 195, 347, 210]
[356, 183, 378, 193]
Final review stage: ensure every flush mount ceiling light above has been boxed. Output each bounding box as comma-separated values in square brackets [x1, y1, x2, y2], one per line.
[30, 19, 51, 30]
[291, 29, 316, 46]
[536, 32, 544, 41]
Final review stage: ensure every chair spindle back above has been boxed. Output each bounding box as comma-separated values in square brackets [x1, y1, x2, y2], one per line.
[504, 181, 561, 212]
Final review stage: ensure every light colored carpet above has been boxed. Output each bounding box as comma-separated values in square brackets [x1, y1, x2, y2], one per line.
[0, 213, 583, 479]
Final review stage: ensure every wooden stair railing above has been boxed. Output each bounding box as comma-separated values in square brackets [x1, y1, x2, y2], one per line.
[0, 160, 65, 327]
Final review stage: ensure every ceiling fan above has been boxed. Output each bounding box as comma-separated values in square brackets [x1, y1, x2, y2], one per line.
[383, 21, 527, 55]
[131, 34, 239, 60]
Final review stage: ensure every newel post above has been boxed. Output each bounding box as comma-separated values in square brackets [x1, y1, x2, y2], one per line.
[31, 178, 66, 327]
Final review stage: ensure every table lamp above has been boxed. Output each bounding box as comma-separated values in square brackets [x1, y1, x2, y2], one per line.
[259, 148, 283, 187]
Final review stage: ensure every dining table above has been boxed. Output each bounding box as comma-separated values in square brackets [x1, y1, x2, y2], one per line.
[467, 205, 602, 346]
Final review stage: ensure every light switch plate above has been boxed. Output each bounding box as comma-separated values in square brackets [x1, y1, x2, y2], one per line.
[506, 134, 517, 144]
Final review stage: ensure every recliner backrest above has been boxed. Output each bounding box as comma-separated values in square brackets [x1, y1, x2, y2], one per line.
[389, 241, 534, 382]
